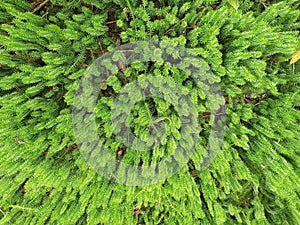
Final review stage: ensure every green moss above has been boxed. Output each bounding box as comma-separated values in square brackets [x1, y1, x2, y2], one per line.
[0, 0, 299, 224]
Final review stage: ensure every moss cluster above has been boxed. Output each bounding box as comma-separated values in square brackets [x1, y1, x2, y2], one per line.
[0, 0, 299, 224]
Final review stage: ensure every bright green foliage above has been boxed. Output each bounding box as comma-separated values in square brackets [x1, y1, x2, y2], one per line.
[0, 0, 299, 225]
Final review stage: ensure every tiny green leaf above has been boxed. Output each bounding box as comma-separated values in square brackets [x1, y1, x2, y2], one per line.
[227, 0, 240, 11]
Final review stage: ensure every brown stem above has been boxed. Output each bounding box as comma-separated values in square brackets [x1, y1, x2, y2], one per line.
[32, 0, 50, 13]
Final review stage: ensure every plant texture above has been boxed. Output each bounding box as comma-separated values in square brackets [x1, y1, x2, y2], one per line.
[0, 0, 299, 224]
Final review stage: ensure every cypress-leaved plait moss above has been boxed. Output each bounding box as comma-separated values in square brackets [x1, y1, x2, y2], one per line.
[0, 0, 299, 224]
